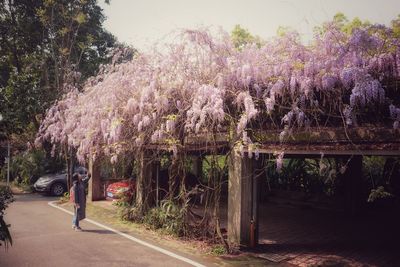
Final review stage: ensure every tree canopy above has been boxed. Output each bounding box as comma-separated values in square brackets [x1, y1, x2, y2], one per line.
[0, 0, 117, 139]
[231, 24, 262, 49]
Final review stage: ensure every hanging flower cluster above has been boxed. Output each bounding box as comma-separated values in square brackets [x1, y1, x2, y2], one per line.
[36, 21, 400, 163]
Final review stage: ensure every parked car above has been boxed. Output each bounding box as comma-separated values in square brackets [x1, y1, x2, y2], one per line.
[106, 179, 135, 201]
[34, 167, 87, 196]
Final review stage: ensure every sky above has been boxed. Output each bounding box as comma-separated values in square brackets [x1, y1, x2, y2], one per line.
[99, 0, 400, 51]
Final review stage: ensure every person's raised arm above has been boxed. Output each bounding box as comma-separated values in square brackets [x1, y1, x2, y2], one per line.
[82, 173, 91, 183]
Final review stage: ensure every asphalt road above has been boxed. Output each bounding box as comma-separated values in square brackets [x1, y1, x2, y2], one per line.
[0, 193, 207, 267]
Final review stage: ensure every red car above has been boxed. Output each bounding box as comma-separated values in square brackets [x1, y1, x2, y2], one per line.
[106, 179, 136, 200]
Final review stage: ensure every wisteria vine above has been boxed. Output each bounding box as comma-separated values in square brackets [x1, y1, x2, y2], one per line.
[36, 21, 400, 164]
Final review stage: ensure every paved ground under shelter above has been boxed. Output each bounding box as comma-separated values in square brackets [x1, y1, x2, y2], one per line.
[216, 197, 400, 267]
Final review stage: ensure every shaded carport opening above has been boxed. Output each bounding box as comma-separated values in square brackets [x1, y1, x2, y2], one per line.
[170, 151, 400, 266]
[251, 154, 400, 266]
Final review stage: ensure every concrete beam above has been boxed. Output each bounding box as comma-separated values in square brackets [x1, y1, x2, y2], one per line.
[257, 148, 400, 156]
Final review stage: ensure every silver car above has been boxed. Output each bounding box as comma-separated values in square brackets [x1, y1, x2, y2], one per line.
[33, 167, 87, 196]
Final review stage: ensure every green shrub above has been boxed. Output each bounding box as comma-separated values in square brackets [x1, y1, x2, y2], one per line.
[143, 207, 164, 229]
[0, 149, 63, 185]
[363, 156, 386, 188]
[6, 149, 45, 184]
[210, 244, 227, 255]
[266, 158, 338, 196]
[202, 156, 226, 183]
[368, 186, 392, 202]
[0, 185, 14, 248]
[58, 192, 70, 204]
[143, 200, 185, 236]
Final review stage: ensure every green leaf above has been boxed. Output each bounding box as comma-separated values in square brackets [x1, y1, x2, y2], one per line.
[75, 12, 87, 24]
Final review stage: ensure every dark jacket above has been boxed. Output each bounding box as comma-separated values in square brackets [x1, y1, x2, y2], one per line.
[73, 175, 90, 220]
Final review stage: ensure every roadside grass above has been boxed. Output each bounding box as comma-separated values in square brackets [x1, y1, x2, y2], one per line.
[210, 244, 227, 256]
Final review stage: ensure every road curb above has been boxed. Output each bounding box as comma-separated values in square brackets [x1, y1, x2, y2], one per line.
[48, 201, 207, 267]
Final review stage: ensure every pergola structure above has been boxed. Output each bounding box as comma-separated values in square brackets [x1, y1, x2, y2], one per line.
[87, 126, 400, 247]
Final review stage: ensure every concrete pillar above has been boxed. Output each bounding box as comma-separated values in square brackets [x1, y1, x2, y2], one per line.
[252, 156, 262, 246]
[191, 156, 203, 178]
[88, 157, 103, 201]
[154, 160, 161, 206]
[343, 155, 363, 215]
[136, 150, 157, 213]
[227, 150, 259, 247]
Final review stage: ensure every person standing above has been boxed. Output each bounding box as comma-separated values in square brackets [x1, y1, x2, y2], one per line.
[71, 172, 91, 231]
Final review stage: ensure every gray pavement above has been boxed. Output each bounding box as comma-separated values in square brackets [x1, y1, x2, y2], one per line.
[0, 193, 207, 267]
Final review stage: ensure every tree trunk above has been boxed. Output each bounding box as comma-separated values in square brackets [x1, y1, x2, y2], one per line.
[65, 144, 75, 190]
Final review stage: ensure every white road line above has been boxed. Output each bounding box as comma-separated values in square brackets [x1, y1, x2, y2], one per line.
[48, 201, 207, 267]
